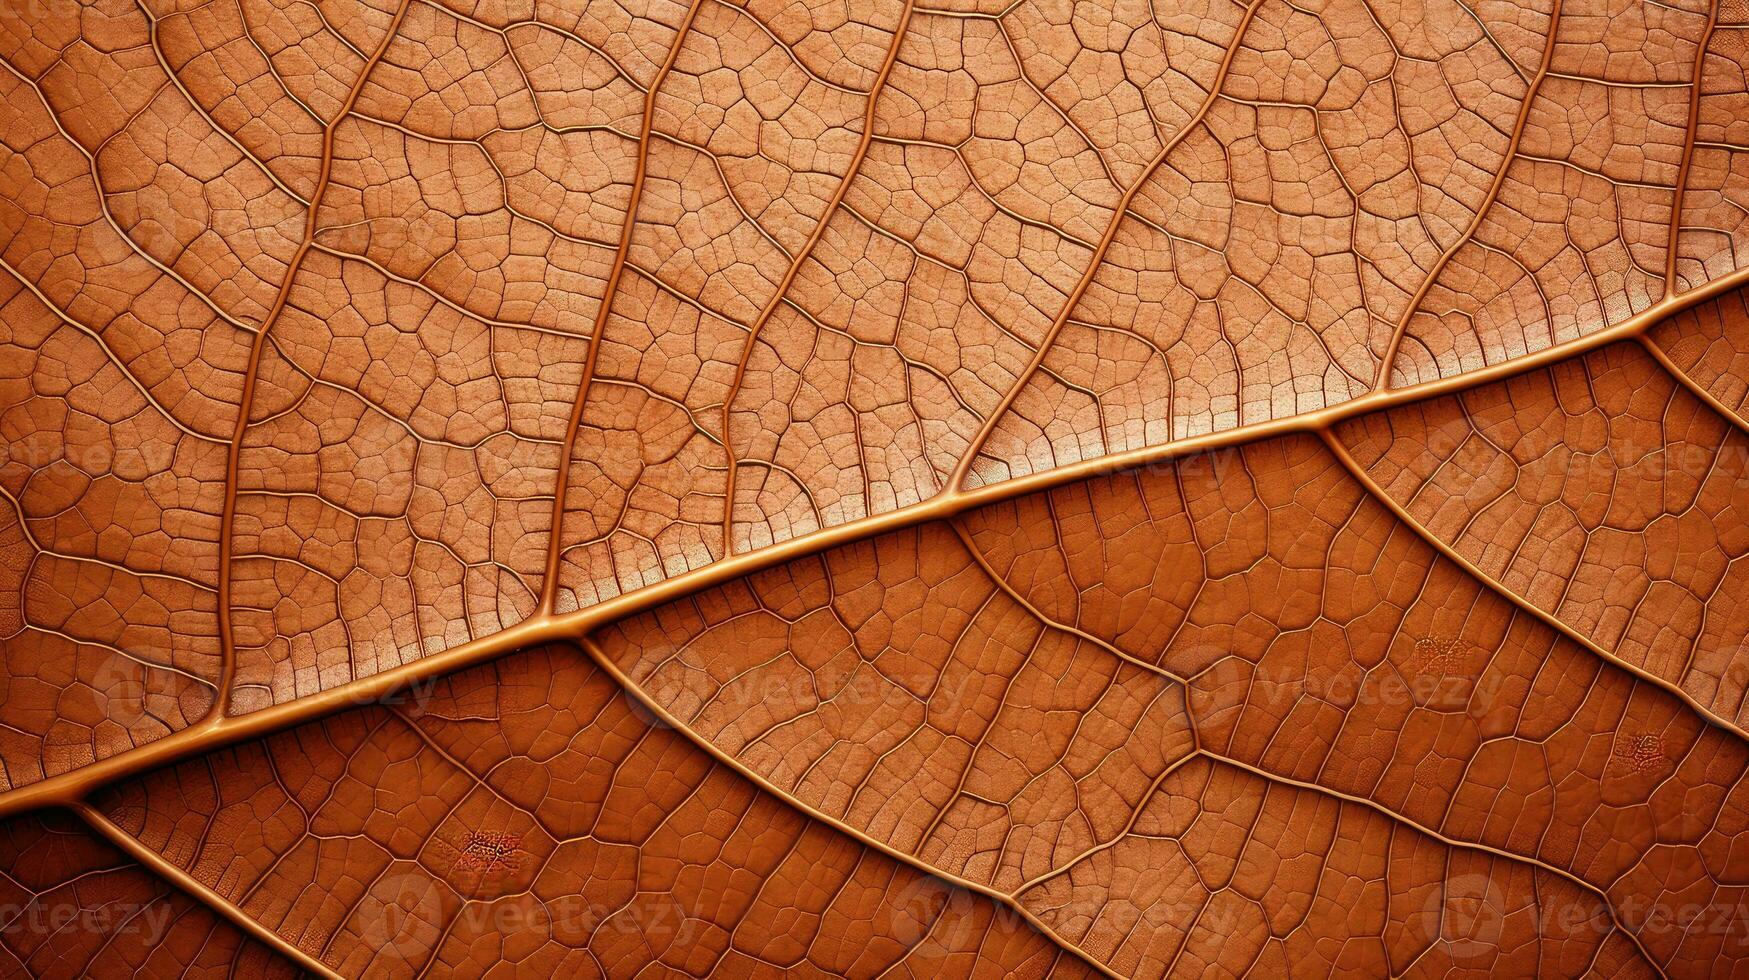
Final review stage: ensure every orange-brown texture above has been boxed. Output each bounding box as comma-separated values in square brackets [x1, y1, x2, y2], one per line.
[2, 0, 1748, 975]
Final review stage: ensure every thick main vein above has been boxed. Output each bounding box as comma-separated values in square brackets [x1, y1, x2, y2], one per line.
[2, 256, 1748, 822]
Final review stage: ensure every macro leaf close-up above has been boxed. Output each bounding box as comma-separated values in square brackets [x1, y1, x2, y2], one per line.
[2, 0, 1749, 975]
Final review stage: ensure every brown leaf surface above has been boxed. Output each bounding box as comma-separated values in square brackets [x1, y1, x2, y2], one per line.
[3, 0, 1749, 975]
[0, 811, 301, 978]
